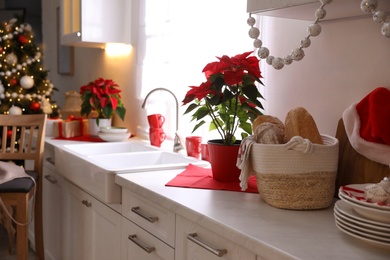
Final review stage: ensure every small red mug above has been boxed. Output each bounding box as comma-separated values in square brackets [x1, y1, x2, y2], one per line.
[201, 143, 209, 161]
[147, 114, 165, 128]
[149, 128, 166, 147]
[185, 136, 202, 159]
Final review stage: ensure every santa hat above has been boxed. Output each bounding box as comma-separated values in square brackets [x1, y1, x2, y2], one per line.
[342, 87, 390, 166]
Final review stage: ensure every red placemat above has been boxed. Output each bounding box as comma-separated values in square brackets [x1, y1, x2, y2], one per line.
[53, 134, 135, 142]
[165, 164, 258, 193]
[53, 135, 105, 142]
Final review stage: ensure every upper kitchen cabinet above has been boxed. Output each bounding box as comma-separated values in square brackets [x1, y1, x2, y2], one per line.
[60, 0, 131, 48]
[247, 0, 390, 22]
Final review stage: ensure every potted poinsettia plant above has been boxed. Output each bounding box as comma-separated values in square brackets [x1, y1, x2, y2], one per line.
[183, 51, 264, 144]
[182, 51, 264, 181]
[80, 77, 126, 135]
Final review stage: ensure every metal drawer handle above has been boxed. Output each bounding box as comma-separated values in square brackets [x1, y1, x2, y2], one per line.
[44, 175, 57, 184]
[128, 234, 155, 253]
[45, 157, 55, 165]
[82, 200, 92, 207]
[187, 233, 227, 257]
[131, 206, 158, 223]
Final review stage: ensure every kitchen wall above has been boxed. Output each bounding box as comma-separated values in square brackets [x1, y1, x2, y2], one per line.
[260, 15, 390, 136]
[40, 0, 389, 138]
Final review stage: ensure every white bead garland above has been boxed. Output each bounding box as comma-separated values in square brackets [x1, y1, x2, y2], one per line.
[360, 0, 390, 38]
[247, 0, 334, 70]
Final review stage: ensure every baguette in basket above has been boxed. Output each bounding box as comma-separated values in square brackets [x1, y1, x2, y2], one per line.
[238, 109, 339, 210]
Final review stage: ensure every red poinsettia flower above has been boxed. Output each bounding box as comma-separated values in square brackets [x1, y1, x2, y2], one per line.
[80, 78, 126, 121]
[203, 51, 262, 86]
[183, 51, 264, 145]
[182, 81, 215, 105]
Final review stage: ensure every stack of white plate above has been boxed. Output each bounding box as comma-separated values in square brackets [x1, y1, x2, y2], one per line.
[335, 184, 390, 249]
[98, 126, 131, 142]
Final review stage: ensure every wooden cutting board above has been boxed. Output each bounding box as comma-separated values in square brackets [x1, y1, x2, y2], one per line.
[335, 119, 389, 196]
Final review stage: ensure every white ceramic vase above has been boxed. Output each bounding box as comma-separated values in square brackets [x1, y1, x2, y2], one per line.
[89, 118, 112, 137]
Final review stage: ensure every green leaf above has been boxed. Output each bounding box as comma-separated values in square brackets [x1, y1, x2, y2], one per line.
[207, 94, 221, 106]
[115, 106, 126, 121]
[240, 121, 252, 135]
[184, 103, 199, 115]
[242, 84, 260, 101]
[192, 120, 205, 133]
[241, 132, 249, 140]
[195, 106, 210, 120]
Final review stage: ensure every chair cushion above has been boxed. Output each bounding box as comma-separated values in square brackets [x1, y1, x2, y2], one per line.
[0, 171, 39, 193]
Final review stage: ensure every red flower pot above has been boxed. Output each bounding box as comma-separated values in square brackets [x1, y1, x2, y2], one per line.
[207, 139, 241, 182]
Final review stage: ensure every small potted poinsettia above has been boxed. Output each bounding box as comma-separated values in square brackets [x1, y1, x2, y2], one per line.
[80, 77, 126, 135]
[182, 51, 264, 181]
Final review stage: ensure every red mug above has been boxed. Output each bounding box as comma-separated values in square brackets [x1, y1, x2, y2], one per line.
[147, 114, 165, 128]
[201, 143, 209, 161]
[185, 136, 202, 159]
[149, 128, 166, 147]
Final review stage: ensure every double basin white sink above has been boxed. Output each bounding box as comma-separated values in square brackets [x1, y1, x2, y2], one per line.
[55, 140, 210, 203]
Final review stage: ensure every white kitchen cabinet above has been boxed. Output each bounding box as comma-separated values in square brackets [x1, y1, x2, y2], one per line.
[122, 189, 176, 247]
[60, 0, 131, 48]
[247, 0, 390, 22]
[42, 144, 64, 260]
[62, 179, 122, 260]
[121, 216, 175, 260]
[175, 215, 257, 260]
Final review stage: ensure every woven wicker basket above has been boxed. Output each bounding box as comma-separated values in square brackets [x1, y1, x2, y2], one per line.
[250, 135, 339, 210]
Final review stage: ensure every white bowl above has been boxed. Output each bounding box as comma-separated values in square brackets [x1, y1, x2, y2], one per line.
[99, 126, 128, 134]
[98, 131, 131, 142]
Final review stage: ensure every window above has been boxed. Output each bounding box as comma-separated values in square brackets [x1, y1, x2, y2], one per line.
[137, 0, 258, 140]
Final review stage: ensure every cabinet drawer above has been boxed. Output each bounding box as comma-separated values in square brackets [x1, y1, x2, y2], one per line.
[121, 217, 174, 260]
[43, 144, 57, 172]
[176, 215, 256, 260]
[122, 189, 175, 247]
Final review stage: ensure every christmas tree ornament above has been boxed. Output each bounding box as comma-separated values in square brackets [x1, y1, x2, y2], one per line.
[41, 98, 53, 114]
[9, 78, 17, 86]
[20, 75, 34, 89]
[18, 34, 29, 44]
[22, 23, 32, 32]
[5, 53, 17, 65]
[8, 105, 22, 115]
[6, 129, 13, 138]
[29, 101, 41, 112]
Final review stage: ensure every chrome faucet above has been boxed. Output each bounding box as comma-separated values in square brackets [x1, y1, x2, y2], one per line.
[141, 88, 184, 153]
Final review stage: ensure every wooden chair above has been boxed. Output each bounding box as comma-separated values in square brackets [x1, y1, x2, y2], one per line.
[0, 114, 47, 260]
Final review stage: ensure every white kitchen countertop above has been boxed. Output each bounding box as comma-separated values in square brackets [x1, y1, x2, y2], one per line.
[45, 137, 389, 259]
[115, 170, 390, 260]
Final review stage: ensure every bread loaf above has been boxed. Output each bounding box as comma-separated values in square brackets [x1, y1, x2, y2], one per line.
[252, 115, 285, 133]
[284, 107, 323, 144]
[254, 122, 286, 144]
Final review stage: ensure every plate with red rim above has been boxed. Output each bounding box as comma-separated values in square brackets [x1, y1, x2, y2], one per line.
[339, 184, 390, 211]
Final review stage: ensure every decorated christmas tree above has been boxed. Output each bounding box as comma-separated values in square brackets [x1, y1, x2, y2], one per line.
[0, 18, 59, 116]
